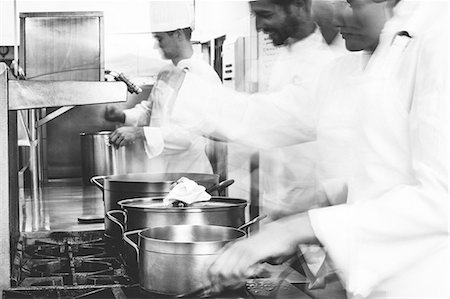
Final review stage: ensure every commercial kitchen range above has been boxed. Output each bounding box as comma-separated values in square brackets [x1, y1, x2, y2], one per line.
[2, 164, 313, 299]
[5, 229, 311, 299]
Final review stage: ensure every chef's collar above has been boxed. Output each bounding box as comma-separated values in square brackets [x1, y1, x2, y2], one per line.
[382, 0, 432, 41]
[284, 25, 324, 51]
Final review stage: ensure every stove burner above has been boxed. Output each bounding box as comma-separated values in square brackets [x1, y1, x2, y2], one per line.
[8, 232, 149, 297]
[31, 260, 113, 277]
[31, 245, 105, 259]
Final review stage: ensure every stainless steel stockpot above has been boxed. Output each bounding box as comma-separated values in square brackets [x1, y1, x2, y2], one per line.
[80, 131, 151, 185]
[80, 131, 125, 185]
[107, 195, 245, 279]
[123, 224, 246, 295]
[90, 173, 220, 240]
[107, 196, 247, 234]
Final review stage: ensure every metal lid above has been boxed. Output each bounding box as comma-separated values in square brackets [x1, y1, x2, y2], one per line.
[118, 197, 247, 212]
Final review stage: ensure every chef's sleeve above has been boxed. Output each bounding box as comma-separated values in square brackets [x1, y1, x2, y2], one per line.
[123, 100, 152, 127]
[142, 125, 196, 158]
[170, 72, 318, 149]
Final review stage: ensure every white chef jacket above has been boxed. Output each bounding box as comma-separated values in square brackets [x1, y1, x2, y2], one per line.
[313, 51, 372, 206]
[260, 28, 340, 219]
[309, 1, 449, 298]
[173, 72, 318, 149]
[170, 29, 340, 279]
[170, 29, 338, 173]
[123, 56, 220, 173]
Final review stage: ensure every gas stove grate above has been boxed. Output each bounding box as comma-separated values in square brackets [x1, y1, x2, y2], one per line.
[10, 231, 136, 292]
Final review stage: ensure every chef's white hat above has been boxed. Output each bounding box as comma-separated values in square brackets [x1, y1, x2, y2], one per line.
[149, 1, 195, 33]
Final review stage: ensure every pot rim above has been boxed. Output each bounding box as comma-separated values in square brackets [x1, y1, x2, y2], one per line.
[138, 224, 247, 245]
[80, 131, 112, 136]
[118, 196, 248, 212]
[102, 172, 220, 183]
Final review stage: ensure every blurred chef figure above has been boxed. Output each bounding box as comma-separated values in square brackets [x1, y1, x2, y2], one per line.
[105, 1, 219, 173]
[207, 0, 449, 298]
[312, 0, 391, 209]
[165, 1, 345, 293]
[152, 3, 339, 282]
[236, 0, 343, 220]
[249, 1, 343, 289]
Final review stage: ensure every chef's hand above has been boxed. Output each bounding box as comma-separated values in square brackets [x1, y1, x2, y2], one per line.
[105, 105, 125, 123]
[207, 213, 318, 293]
[109, 127, 144, 147]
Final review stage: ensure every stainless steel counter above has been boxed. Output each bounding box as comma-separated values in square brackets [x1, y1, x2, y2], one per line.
[20, 178, 104, 232]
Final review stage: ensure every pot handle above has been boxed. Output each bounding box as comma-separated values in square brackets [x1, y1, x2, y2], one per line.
[238, 214, 267, 233]
[90, 175, 105, 191]
[123, 229, 142, 260]
[106, 210, 127, 236]
[206, 179, 235, 195]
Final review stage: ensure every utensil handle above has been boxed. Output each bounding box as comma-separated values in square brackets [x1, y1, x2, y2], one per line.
[90, 175, 105, 191]
[238, 214, 267, 232]
[106, 210, 127, 236]
[123, 229, 142, 260]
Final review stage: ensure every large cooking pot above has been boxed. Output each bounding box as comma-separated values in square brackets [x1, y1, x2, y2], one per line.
[80, 131, 126, 185]
[90, 172, 221, 240]
[107, 196, 247, 235]
[80, 131, 151, 185]
[124, 224, 246, 295]
[108, 194, 243, 278]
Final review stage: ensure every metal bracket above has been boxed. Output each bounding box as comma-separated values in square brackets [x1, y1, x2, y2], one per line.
[36, 106, 75, 128]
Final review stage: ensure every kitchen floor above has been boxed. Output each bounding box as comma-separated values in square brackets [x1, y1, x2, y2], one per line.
[20, 178, 105, 232]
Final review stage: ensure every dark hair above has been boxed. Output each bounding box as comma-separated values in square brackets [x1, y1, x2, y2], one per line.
[269, 0, 297, 5]
[167, 27, 192, 41]
[252, 0, 310, 14]
[275, 0, 312, 12]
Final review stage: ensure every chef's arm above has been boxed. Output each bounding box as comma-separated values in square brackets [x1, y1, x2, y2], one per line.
[104, 101, 152, 126]
[170, 72, 318, 149]
[207, 212, 319, 292]
[309, 174, 449, 297]
[122, 100, 152, 127]
[104, 106, 126, 123]
[265, 178, 349, 221]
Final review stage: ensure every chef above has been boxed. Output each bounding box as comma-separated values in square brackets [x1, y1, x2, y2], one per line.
[206, 0, 449, 298]
[165, 0, 343, 220]
[248, 0, 343, 223]
[152, 1, 343, 292]
[161, 2, 343, 292]
[105, 1, 219, 174]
